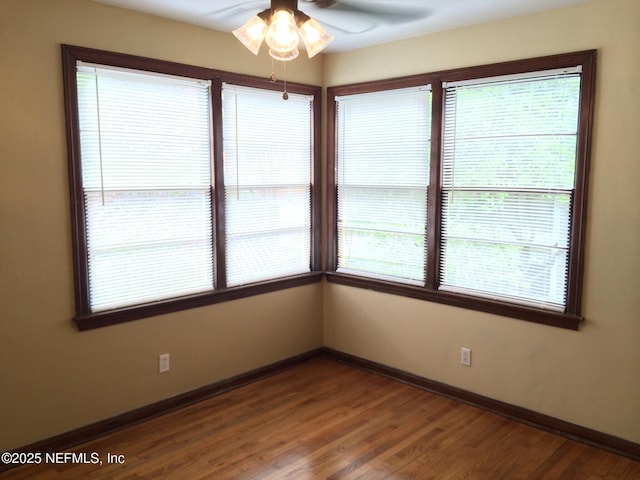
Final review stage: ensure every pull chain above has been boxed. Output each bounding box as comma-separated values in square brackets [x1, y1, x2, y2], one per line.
[282, 61, 288, 100]
[270, 56, 276, 82]
[267, 57, 288, 100]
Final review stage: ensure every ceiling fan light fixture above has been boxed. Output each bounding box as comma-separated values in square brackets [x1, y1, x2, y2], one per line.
[232, 13, 269, 56]
[234, 1, 333, 61]
[296, 16, 333, 58]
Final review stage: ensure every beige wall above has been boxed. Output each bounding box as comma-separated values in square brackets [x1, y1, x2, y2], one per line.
[1, 0, 638, 452]
[323, 0, 640, 443]
[0, 0, 324, 451]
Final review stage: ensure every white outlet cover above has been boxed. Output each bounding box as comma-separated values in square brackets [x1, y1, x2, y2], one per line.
[461, 348, 472, 366]
[159, 353, 170, 373]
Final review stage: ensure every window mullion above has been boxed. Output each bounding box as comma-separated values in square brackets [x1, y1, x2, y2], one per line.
[211, 76, 227, 289]
[426, 80, 443, 290]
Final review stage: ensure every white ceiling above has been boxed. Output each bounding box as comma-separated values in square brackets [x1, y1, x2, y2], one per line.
[92, 0, 594, 53]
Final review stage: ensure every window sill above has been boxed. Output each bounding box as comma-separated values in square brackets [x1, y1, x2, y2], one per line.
[74, 272, 324, 331]
[75, 271, 582, 331]
[325, 272, 582, 330]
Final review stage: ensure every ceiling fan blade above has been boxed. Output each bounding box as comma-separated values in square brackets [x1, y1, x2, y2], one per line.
[310, 11, 376, 34]
[304, 0, 337, 7]
[305, 0, 430, 26]
[204, 1, 267, 20]
[332, 2, 427, 21]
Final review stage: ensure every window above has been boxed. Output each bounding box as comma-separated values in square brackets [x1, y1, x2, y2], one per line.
[62, 45, 321, 330]
[440, 69, 581, 311]
[75, 63, 215, 312]
[327, 51, 596, 329]
[222, 84, 314, 286]
[335, 86, 431, 285]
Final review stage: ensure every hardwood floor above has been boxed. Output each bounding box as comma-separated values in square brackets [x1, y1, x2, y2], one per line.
[2, 359, 639, 479]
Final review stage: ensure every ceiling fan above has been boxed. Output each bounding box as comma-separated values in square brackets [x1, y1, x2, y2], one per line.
[227, 0, 428, 98]
[215, 0, 430, 59]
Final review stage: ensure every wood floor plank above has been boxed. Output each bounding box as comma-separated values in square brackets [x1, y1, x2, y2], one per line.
[1, 359, 638, 479]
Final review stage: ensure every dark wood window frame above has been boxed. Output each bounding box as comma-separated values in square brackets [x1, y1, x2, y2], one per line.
[326, 50, 597, 330]
[62, 45, 323, 331]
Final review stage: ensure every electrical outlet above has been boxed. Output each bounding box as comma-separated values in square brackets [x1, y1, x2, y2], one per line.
[461, 347, 471, 367]
[159, 353, 170, 373]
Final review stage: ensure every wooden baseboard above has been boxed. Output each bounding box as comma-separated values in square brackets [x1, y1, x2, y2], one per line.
[4, 346, 638, 474]
[1, 348, 323, 473]
[321, 348, 640, 462]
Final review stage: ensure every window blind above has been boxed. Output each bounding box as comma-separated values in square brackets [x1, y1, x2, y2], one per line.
[335, 86, 431, 284]
[222, 84, 313, 286]
[77, 63, 214, 312]
[440, 69, 582, 310]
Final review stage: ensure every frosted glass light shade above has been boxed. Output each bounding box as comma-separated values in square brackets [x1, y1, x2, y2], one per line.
[233, 15, 268, 55]
[269, 47, 299, 61]
[265, 9, 299, 54]
[297, 17, 333, 58]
